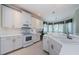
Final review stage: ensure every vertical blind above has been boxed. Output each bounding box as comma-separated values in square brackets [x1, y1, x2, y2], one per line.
[43, 19, 73, 34]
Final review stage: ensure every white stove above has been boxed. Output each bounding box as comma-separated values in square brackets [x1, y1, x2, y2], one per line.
[21, 24, 33, 47]
[22, 34, 33, 47]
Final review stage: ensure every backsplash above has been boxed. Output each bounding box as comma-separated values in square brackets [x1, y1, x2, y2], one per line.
[0, 28, 22, 35]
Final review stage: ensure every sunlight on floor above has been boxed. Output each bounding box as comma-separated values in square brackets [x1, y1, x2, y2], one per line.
[8, 41, 48, 55]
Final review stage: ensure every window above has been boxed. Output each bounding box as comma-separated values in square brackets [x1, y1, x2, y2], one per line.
[43, 19, 72, 34]
[49, 25, 53, 32]
[67, 22, 72, 34]
[66, 19, 73, 34]
[53, 24, 59, 32]
[58, 24, 64, 33]
[53, 24, 64, 33]
[43, 24, 48, 33]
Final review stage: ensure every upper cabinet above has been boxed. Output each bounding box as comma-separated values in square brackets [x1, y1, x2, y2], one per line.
[21, 11, 32, 27]
[2, 5, 14, 28]
[32, 17, 43, 30]
[2, 5, 32, 29]
[13, 10, 22, 28]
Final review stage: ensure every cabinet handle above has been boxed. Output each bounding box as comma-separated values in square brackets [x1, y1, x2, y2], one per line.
[13, 39, 15, 42]
[51, 44, 54, 49]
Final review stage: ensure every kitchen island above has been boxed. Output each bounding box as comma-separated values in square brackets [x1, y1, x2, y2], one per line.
[43, 33, 79, 55]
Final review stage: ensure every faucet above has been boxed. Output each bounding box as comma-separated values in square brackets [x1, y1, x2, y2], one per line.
[67, 32, 72, 39]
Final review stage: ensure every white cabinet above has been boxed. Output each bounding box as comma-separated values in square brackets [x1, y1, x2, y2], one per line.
[2, 5, 22, 28]
[43, 36, 58, 54]
[32, 17, 43, 30]
[48, 38, 56, 55]
[32, 33, 40, 43]
[43, 36, 49, 52]
[13, 10, 22, 28]
[2, 6, 32, 28]
[35, 33, 40, 42]
[48, 38, 62, 55]
[21, 11, 32, 27]
[0, 35, 23, 54]
[0, 37, 13, 54]
[13, 36, 23, 50]
[32, 34, 37, 43]
[2, 6, 14, 28]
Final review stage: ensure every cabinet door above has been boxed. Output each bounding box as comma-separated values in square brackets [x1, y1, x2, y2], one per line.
[13, 36, 23, 50]
[2, 6, 14, 28]
[48, 38, 62, 55]
[32, 34, 36, 43]
[13, 10, 22, 28]
[36, 34, 40, 42]
[32, 34, 40, 43]
[43, 36, 49, 52]
[21, 11, 32, 27]
[1, 37, 13, 54]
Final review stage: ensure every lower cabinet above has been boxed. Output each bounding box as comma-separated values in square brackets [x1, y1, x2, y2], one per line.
[13, 36, 23, 50]
[0, 37, 13, 54]
[48, 38, 62, 55]
[0, 35, 23, 54]
[48, 38, 56, 55]
[32, 33, 40, 43]
[32, 34, 37, 43]
[43, 36, 49, 52]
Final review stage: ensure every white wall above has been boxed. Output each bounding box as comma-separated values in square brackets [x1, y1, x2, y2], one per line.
[73, 8, 79, 35]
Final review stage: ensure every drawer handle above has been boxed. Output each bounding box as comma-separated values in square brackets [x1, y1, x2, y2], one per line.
[51, 44, 54, 49]
[13, 39, 15, 42]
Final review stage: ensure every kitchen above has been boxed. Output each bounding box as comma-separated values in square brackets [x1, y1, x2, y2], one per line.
[0, 4, 43, 55]
[1, 4, 79, 55]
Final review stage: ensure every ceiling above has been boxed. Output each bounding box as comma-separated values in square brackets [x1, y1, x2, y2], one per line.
[16, 4, 79, 22]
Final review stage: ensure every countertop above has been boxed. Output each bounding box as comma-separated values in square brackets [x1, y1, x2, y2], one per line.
[0, 34, 22, 37]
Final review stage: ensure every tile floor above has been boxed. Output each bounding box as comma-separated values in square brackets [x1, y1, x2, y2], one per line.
[8, 41, 48, 55]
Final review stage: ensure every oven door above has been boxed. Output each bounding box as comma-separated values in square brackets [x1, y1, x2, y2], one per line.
[25, 36, 32, 41]
[22, 35, 33, 47]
